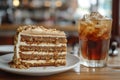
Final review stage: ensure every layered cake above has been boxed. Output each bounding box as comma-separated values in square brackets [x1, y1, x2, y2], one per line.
[10, 25, 67, 69]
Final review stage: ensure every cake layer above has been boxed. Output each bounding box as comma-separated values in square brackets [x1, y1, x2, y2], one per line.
[21, 61, 66, 67]
[21, 59, 66, 66]
[20, 46, 67, 52]
[20, 35, 67, 44]
[20, 53, 66, 60]
[10, 58, 66, 69]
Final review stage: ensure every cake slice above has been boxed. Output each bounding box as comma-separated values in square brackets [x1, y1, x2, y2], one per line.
[10, 25, 67, 69]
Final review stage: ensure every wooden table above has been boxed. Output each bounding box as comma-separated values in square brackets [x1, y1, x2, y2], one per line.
[0, 48, 120, 80]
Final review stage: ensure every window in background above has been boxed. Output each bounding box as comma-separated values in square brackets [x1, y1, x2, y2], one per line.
[74, 0, 112, 19]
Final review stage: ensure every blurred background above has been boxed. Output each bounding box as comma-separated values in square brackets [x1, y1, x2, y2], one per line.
[0, 0, 119, 46]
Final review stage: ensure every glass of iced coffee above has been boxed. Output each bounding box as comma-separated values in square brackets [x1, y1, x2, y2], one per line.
[78, 12, 112, 67]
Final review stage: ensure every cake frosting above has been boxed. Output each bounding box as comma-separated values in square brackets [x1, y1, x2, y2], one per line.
[17, 25, 65, 36]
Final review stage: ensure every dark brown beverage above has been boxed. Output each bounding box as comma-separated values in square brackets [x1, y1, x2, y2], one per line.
[80, 39, 110, 60]
[78, 12, 112, 67]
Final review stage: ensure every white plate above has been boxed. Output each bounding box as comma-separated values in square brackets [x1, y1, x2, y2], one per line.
[0, 45, 14, 52]
[0, 53, 80, 76]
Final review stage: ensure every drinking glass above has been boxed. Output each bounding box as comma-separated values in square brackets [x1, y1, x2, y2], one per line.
[78, 18, 112, 67]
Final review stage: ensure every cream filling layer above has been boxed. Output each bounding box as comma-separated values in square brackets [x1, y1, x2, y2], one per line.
[20, 42, 66, 47]
[21, 59, 66, 64]
[21, 51, 66, 55]
[21, 33, 66, 37]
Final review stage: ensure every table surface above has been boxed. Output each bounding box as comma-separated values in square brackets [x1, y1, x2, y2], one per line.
[0, 47, 120, 80]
